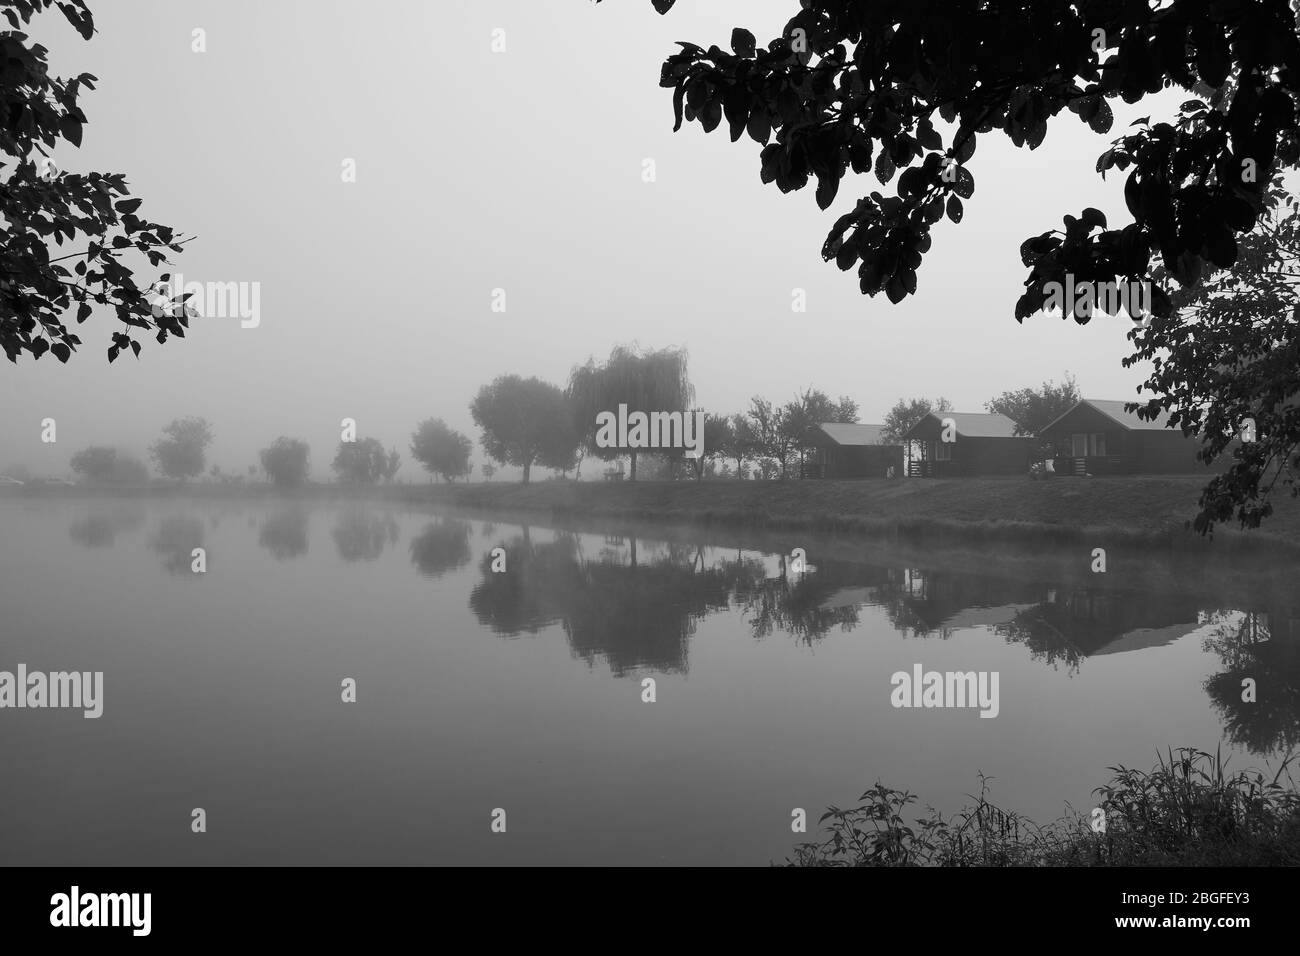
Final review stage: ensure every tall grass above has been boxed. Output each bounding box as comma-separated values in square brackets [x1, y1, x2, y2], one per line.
[786, 748, 1300, 866]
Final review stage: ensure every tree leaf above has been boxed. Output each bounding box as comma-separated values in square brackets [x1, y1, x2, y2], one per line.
[874, 149, 895, 185]
[1080, 207, 1107, 230]
[730, 27, 756, 57]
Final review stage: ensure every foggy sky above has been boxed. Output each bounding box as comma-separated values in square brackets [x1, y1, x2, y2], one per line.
[2, 0, 1173, 481]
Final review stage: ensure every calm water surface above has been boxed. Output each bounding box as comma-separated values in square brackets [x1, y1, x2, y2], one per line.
[1, 495, 1296, 865]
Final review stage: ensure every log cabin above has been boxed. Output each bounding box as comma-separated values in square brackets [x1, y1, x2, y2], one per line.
[903, 412, 1034, 477]
[1039, 398, 1222, 476]
[805, 422, 905, 479]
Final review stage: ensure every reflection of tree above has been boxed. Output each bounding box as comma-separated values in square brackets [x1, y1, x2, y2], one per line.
[409, 519, 472, 578]
[258, 508, 309, 560]
[148, 515, 205, 574]
[70, 515, 114, 548]
[69, 509, 144, 548]
[738, 555, 864, 646]
[563, 551, 730, 676]
[466, 527, 1288, 696]
[469, 537, 583, 634]
[995, 606, 1085, 673]
[870, 568, 1041, 640]
[332, 509, 399, 562]
[1203, 608, 1300, 756]
[811, 565, 1204, 672]
[469, 534, 765, 675]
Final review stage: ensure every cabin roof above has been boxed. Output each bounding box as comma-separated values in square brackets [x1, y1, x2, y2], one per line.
[1042, 398, 1171, 433]
[903, 411, 1020, 439]
[812, 422, 888, 446]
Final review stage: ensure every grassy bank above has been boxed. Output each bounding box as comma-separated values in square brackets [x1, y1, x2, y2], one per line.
[14, 475, 1300, 557]
[396, 477, 1300, 559]
[786, 748, 1300, 867]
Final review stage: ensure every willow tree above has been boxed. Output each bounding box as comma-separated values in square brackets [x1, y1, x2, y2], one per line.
[566, 344, 694, 481]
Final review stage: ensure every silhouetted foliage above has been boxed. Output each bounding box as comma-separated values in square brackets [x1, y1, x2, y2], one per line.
[631, 0, 1298, 324]
[0, 0, 192, 364]
[1127, 178, 1300, 533]
[788, 750, 1300, 867]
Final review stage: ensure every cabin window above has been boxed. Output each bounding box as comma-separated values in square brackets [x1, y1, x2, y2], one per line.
[935, 440, 952, 461]
[1071, 433, 1107, 457]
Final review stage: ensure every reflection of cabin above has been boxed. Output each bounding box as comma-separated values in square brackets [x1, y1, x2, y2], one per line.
[885, 567, 1045, 634]
[903, 412, 1033, 477]
[1039, 398, 1224, 476]
[1036, 587, 1202, 655]
[805, 423, 904, 479]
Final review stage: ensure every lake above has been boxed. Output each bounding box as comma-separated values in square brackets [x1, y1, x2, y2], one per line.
[1, 493, 1296, 865]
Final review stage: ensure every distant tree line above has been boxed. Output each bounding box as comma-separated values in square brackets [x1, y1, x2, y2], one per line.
[42, 368, 1082, 488]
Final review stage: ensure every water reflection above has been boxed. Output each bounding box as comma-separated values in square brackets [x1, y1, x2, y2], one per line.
[1203, 609, 1300, 755]
[332, 508, 399, 562]
[469, 532, 749, 675]
[259, 507, 309, 560]
[409, 518, 472, 578]
[68, 509, 145, 548]
[458, 524, 1300, 760]
[468, 535, 582, 634]
[983, 584, 1201, 673]
[48, 499, 1300, 764]
[11, 496, 1300, 865]
[739, 555, 873, 645]
[148, 514, 206, 574]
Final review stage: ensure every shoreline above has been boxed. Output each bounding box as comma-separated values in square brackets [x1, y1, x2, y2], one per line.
[10, 474, 1300, 562]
